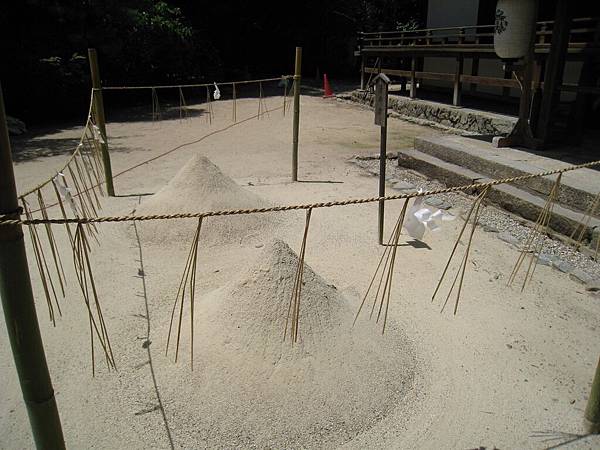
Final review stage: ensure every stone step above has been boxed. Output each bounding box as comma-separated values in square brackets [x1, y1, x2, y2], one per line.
[348, 90, 517, 135]
[414, 135, 600, 215]
[397, 148, 600, 247]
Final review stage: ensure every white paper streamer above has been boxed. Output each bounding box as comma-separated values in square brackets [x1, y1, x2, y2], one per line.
[213, 82, 221, 100]
[53, 173, 78, 216]
[403, 192, 455, 240]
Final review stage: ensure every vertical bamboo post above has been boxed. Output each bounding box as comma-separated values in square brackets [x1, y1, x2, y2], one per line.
[292, 47, 302, 182]
[0, 82, 66, 449]
[88, 48, 115, 196]
[585, 356, 600, 433]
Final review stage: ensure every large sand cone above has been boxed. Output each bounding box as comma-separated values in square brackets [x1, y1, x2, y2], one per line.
[134, 154, 277, 247]
[160, 239, 416, 448]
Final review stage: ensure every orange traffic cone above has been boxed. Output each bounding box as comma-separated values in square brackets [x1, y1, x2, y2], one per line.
[323, 74, 334, 98]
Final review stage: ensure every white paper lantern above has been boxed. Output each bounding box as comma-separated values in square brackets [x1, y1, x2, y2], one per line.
[494, 0, 536, 61]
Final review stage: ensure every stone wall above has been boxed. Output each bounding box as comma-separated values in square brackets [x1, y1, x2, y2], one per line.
[349, 90, 516, 136]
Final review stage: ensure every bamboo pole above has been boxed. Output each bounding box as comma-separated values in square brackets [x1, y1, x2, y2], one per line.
[292, 47, 302, 182]
[88, 48, 115, 196]
[0, 82, 66, 448]
[585, 356, 600, 433]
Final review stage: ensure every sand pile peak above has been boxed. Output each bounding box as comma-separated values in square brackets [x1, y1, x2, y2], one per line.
[134, 154, 277, 246]
[217, 239, 349, 351]
[158, 239, 417, 448]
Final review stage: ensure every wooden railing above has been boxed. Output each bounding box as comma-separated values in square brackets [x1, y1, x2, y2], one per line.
[357, 17, 600, 107]
[358, 17, 600, 49]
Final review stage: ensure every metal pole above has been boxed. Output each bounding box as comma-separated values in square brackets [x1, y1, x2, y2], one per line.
[378, 122, 387, 245]
[585, 356, 600, 433]
[88, 48, 115, 196]
[0, 82, 66, 449]
[292, 47, 302, 182]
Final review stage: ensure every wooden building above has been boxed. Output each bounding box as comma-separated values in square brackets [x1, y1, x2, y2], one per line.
[356, 1, 600, 148]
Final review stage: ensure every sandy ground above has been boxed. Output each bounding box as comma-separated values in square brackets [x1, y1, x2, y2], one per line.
[1, 93, 600, 449]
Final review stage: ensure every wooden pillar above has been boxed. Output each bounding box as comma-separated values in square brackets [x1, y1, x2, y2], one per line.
[530, 59, 544, 134]
[360, 56, 365, 90]
[567, 21, 599, 145]
[453, 56, 464, 106]
[535, 0, 572, 145]
[502, 66, 512, 97]
[568, 62, 594, 146]
[410, 57, 417, 99]
[470, 56, 480, 94]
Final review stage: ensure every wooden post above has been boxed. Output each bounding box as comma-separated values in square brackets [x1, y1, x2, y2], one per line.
[535, 0, 572, 145]
[585, 356, 600, 433]
[360, 56, 365, 90]
[410, 57, 417, 99]
[470, 56, 480, 94]
[374, 73, 390, 245]
[378, 123, 387, 245]
[453, 56, 464, 106]
[0, 82, 66, 449]
[502, 66, 512, 97]
[88, 48, 115, 196]
[292, 47, 302, 182]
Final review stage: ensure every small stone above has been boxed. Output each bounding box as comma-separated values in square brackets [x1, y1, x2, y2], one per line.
[392, 180, 416, 191]
[553, 260, 574, 274]
[424, 197, 444, 207]
[569, 268, 594, 285]
[483, 225, 498, 233]
[537, 254, 553, 267]
[255, 243, 264, 248]
[142, 339, 151, 349]
[585, 281, 600, 292]
[498, 231, 520, 248]
[437, 201, 452, 210]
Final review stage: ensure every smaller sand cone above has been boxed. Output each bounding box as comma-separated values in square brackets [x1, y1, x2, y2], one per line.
[323, 74, 334, 98]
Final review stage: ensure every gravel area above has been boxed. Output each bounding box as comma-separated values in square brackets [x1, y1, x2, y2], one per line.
[351, 156, 600, 284]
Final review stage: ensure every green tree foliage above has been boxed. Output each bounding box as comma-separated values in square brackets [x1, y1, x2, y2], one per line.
[0, 0, 220, 121]
[0, 0, 424, 122]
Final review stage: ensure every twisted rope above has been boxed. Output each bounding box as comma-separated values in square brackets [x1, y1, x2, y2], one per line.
[18, 75, 294, 200]
[102, 76, 293, 91]
[3, 159, 599, 226]
[18, 90, 96, 198]
[19, 101, 286, 216]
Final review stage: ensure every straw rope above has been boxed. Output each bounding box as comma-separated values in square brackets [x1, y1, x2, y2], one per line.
[101, 76, 293, 91]
[18, 90, 96, 199]
[17, 75, 294, 201]
[3, 159, 599, 227]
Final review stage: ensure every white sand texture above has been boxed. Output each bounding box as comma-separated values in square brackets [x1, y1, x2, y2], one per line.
[134, 154, 278, 247]
[4, 95, 600, 449]
[158, 239, 416, 449]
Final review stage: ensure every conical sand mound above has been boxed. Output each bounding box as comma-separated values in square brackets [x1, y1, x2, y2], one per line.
[135, 154, 277, 247]
[159, 239, 417, 448]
